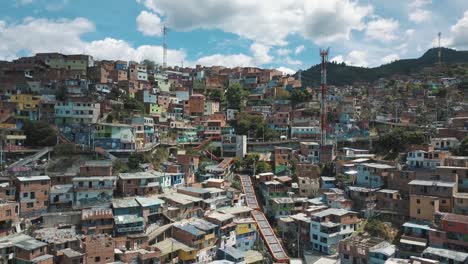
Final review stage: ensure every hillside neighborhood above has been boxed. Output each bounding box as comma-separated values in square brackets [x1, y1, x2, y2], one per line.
[0, 50, 467, 264]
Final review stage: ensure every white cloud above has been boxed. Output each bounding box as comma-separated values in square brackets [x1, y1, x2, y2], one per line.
[85, 38, 186, 66]
[194, 54, 254, 68]
[15, 0, 34, 5]
[277, 66, 296, 75]
[409, 9, 431, 23]
[409, 0, 431, 9]
[285, 57, 302, 65]
[276, 48, 291, 56]
[330, 55, 344, 63]
[0, 17, 186, 66]
[406, 29, 416, 37]
[345, 50, 368, 67]
[138, 0, 372, 46]
[250, 43, 272, 65]
[365, 18, 399, 42]
[449, 10, 468, 48]
[0, 17, 95, 59]
[381, 53, 400, 64]
[136, 11, 162, 36]
[294, 45, 305, 55]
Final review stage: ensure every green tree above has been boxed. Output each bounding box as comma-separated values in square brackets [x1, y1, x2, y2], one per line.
[290, 89, 311, 107]
[128, 153, 149, 170]
[208, 89, 225, 102]
[193, 79, 206, 91]
[53, 143, 76, 156]
[124, 97, 145, 113]
[141, 59, 156, 72]
[374, 128, 425, 154]
[275, 87, 290, 100]
[113, 160, 129, 173]
[256, 161, 272, 174]
[151, 147, 169, 170]
[244, 153, 260, 171]
[226, 84, 246, 110]
[455, 136, 468, 156]
[23, 120, 57, 147]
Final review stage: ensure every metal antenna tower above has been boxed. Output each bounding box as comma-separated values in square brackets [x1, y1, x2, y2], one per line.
[438, 32, 442, 66]
[320, 48, 329, 151]
[162, 26, 168, 70]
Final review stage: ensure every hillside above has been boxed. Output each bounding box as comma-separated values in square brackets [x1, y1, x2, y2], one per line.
[300, 48, 468, 86]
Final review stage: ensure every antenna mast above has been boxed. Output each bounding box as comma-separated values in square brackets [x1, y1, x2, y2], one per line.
[320, 48, 329, 150]
[162, 26, 168, 70]
[438, 32, 442, 66]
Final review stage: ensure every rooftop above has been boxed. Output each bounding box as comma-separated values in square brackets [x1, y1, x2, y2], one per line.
[206, 211, 234, 222]
[177, 186, 211, 194]
[34, 227, 78, 244]
[220, 246, 245, 260]
[174, 223, 206, 236]
[313, 208, 356, 218]
[218, 206, 252, 215]
[361, 163, 395, 169]
[423, 247, 468, 262]
[72, 176, 116, 181]
[377, 189, 399, 194]
[188, 219, 217, 231]
[17, 175, 50, 182]
[118, 172, 160, 180]
[15, 239, 48, 251]
[347, 186, 379, 192]
[83, 160, 113, 167]
[135, 197, 165, 207]
[58, 248, 84, 258]
[161, 192, 203, 205]
[442, 212, 468, 224]
[154, 238, 194, 256]
[112, 198, 140, 209]
[408, 180, 456, 187]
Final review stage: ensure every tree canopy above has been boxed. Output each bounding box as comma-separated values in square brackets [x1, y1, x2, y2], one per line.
[226, 84, 246, 110]
[23, 120, 57, 147]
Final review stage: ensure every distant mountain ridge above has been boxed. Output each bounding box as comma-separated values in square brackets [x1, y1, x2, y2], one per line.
[300, 48, 468, 86]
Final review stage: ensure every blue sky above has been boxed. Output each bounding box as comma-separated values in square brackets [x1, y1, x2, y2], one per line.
[2, 0, 468, 74]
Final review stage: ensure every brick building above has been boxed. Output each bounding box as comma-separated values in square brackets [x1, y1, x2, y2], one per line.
[16, 176, 50, 218]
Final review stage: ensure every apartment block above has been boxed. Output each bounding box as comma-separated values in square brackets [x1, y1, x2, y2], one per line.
[16, 176, 51, 218]
[0, 200, 18, 236]
[310, 208, 360, 255]
[72, 176, 116, 209]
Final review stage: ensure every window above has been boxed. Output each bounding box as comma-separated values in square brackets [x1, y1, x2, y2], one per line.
[27, 202, 34, 208]
[417, 199, 420, 204]
[23, 192, 28, 198]
[30, 192, 35, 199]
[95, 257, 101, 262]
[6, 210, 11, 216]
[312, 234, 318, 240]
[417, 209, 421, 214]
